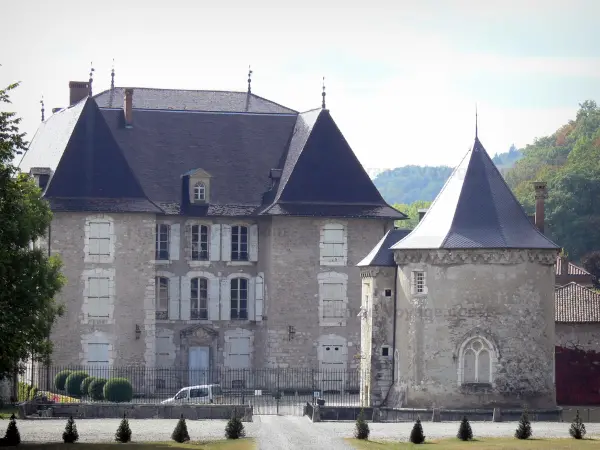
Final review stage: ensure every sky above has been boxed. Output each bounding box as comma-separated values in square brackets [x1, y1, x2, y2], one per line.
[2, 0, 600, 174]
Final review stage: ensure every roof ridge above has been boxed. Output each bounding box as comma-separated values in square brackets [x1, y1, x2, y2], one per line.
[250, 92, 298, 113]
[96, 87, 250, 95]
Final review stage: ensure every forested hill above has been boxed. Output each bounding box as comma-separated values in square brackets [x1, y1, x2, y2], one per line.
[373, 146, 522, 205]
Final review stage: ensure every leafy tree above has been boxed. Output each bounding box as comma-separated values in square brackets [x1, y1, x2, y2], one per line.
[0, 80, 65, 379]
[582, 251, 600, 288]
[171, 414, 190, 443]
[457, 416, 473, 441]
[63, 416, 79, 443]
[354, 409, 370, 440]
[569, 409, 586, 439]
[115, 413, 132, 443]
[409, 417, 425, 444]
[3, 414, 20, 446]
[373, 165, 453, 204]
[514, 411, 532, 439]
[393, 200, 433, 229]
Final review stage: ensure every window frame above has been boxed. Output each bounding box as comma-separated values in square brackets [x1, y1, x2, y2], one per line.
[87, 276, 110, 319]
[155, 276, 170, 319]
[320, 223, 347, 265]
[458, 336, 496, 386]
[88, 222, 111, 256]
[193, 182, 206, 201]
[230, 277, 248, 320]
[191, 224, 209, 261]
[156, 224, 171, 260]
[231, 225, 249, 261]
[190, 277, 209, 320]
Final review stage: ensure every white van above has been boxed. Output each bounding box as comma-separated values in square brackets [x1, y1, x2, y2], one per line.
[161, 384, 224, 404]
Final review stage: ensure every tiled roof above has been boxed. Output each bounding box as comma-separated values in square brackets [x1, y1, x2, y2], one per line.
[391, 137, 559, 250]
[555, 282, 600, 323]
[94, 87, 297, 114]
[357, 229, 411, 267]
[556, 256, 590, 276]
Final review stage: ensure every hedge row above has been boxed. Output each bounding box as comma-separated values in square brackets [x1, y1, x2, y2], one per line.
[17, 382, 38, 402]
[53, 370, 132, 402]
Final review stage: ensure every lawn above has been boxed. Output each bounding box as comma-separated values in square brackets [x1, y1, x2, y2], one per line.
[345, 437, 598, 449]
[16, 442, 255, 450]
[0, 406, 17, 419]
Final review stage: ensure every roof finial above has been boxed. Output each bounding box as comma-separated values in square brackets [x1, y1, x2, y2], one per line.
[111, 58, 115, 90]
[475, 103, 478, 139]
[89, 62, 95, 96]
[247, 65, 253, 94]
[321, 76, 326, 109]
[40, 96, 45, 122]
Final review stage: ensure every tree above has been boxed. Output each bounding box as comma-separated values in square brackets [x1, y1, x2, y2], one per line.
[409, 417, 425, 444]
[354, 409, 370, 440]
[225, 409, 245, 440]
[3, 414, 21, 446]
[171, 414, 190, 443]
[115, 413, 132, 443]
[0, 79, 65, 379]
[514, 411, 532, 440]
[457, 416, 473, 441]
[569, 410, 586, 439]
[581, 251, 600, 288]
[63, 416, 79, 443]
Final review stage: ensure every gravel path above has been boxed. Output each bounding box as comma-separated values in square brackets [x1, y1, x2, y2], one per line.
[11, 417, 600, 447]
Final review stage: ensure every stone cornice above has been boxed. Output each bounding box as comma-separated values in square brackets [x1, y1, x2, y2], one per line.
[393, 248, 559, 266]
[360, 268, 380, 278]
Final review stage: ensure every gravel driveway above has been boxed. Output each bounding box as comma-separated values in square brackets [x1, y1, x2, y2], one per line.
[12, 417, 600, 448]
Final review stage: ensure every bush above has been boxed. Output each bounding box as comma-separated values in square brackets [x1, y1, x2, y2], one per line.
[115, 413, 132, 443]
[81, 377, 97, 397]
[457, 416, 473, 441]
[569, 410, 586, 439]
[409, 417, 425, 444]
[104, 378, 133, 403]
[172, 414, 190, 443]
[88, 378, 107, 401]
[28, 386, 38, 400]
[3, 414, 21, 446]
[515, 411, 532, 440]
[17, 382, 29, 402]
[54, 370, 73, 391]
[225, 409, 245, 440]
[65, 371, 89, 397]
[63, 416, 79, 444]
[354, 409, 370, 440]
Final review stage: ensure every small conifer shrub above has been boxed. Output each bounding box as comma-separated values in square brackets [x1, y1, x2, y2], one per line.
[225, 409, 245, 440]
[457, 416, 473, 441]
[354, 409, 370, 440]
[4, 414, 21, 446]
[171, 414, 190, 443]
[63, 416, 79, 444]
[514, 411, 532, 440]
[569, 410, 586, 439]
[115, 413, 132, 443]
[409, 416, 425, 444]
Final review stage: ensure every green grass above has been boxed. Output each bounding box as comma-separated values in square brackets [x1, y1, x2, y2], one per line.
[345, 437, 599, 449]
[0, 406, 17, 419]
[16, 441, 256, 450]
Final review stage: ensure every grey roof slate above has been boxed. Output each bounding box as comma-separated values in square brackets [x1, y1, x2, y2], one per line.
[357, 229, 411, 267]
[391, 137, 559, 250]
[94, 87, 297, 114]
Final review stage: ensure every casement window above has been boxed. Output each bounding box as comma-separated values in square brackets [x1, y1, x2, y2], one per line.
[156, 224, 170, 260]
[459, 337, 495, 385]
[230, 277, 248, 320]
[155, 276, 169, 319]
[322, 282, 345, 320]
[411, 271, 427, 295]
[193, 182, 206, 201]
[320, 223, 347, 265]
[87, 277, 110, 318]
[190, 277, 208, 320]
[191, 225, 209, 261]
[88, 222, 111, 255]
[231, 225, 248, 261]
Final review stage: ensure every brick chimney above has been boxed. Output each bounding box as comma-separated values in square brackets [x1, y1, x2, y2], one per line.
[69, 81, 90, 106]
[124, 88, 133, 127]
[418, 208, 428, 223]
[533, 181, 548, 234]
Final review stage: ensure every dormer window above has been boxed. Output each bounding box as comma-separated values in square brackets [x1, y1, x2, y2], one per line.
[194, 182, 206, 201]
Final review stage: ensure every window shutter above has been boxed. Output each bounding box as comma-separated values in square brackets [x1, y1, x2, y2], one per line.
[87, 343, 100, 363]
[169, 276, 180, 320]
[249, 224, 259, 262]
[208, 277, 220, 320]
[248, 277, 256, 320]
[210, 224, 221, 261]
[422, 271, 428, 294]
[220, 278, 231, 320]
[221, 225, 231, 262]
[170, 224, 180, 261]
[410, 272, 416, 295]
[255, 276, 264, 321]
[184, 225, 192, 260]
[180, 276, 191, 321]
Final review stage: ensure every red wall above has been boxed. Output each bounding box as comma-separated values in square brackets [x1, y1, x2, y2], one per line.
[556, 346, 600, 405]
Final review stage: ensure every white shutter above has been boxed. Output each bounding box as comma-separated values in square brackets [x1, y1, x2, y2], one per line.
[180, 276, 191, 320]
[255, 276, 264, 322]
[221, 224, 231, 262]
[209, 277, 220, 320]
[210, 224, 221, 261]
[410, 272, 416, 295]
[249, 224, 259, 262]
[184, 225, 192, 260]
[170, 224, 180, 261]
[169, 276, 180, 320]
[422, 272, 428, 295]
[248, 277, 256, 320]
[220, 278, 231, 320]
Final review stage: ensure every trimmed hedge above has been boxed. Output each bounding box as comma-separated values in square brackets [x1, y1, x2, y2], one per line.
[88, 378, 107, 401]
[103, 378, 133, 403]
[54, 370, 73, 391]
[65, 371, 89, 397]
[81, 376, 97, 397]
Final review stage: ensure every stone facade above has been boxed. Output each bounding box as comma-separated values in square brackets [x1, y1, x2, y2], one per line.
[360, 248, 558, 409]
[556, 323, 600, 351]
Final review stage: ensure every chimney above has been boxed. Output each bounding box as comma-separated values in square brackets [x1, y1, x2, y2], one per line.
[69, 81, 90, 106]
[559, 255, 569, 276]
[417, 208, 428, 223]
[124, 88, 133, 127]
[533, 181, 548, 234]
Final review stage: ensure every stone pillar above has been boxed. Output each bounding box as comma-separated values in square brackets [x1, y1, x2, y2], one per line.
[431, 408, 441, 422]
[493, 408, 502, 422]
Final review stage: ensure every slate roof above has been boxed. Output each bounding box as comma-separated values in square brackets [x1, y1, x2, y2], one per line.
[555, 282, 600, 323]
[391, 137, 559, 250]
[18, 88, 403, 219]
[357, 229, 411, 267]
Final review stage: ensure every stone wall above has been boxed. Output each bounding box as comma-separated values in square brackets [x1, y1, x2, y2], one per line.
[556, 323, 600, 351]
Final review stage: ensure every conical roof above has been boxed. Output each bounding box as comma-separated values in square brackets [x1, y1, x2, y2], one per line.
[391, 137, 559, 250]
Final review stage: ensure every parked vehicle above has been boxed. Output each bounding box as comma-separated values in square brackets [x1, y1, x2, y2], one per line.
[161, 384, 224, 404]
